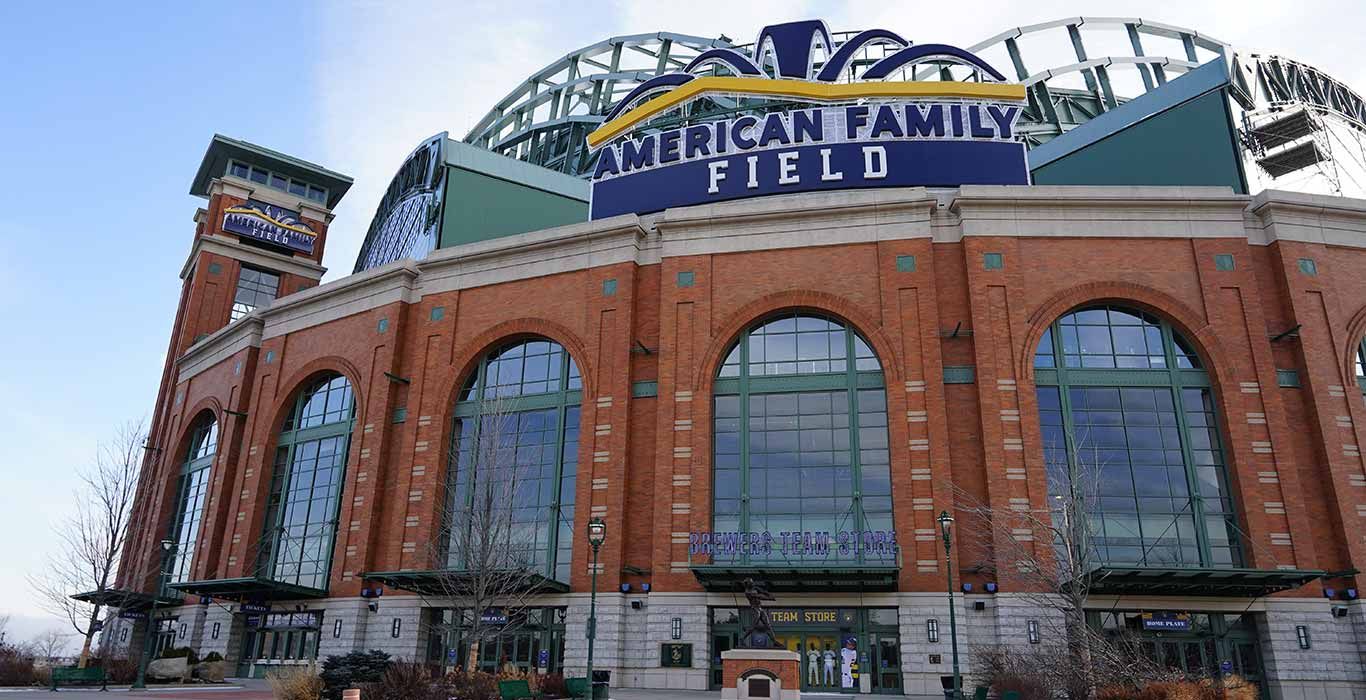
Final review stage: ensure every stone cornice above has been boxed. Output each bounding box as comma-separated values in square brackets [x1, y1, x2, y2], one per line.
[949, 185, 1251, 240]
[178, 316, 263, 382]
[260, 262, 420, 339]
[417, 215, 653, 296]
[655, 188, 938, 257]
[1249, 188, 1366, 248]
[180, 234, 328, 281]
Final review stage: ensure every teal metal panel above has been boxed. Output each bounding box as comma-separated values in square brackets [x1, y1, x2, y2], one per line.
[1030, 89, 1246, 193]
[440, 166, 588, 249]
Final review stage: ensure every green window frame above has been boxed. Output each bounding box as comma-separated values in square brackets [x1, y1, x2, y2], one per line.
[447, 339, 582, 584]
[1034, 305, 1243, 569]
[260, 374, 356, 591]
[712, 312, 894, 566]
[164, 414, 218, 591]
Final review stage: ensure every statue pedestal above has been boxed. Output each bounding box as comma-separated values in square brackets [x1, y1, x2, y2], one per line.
[721, 649, 801, 700]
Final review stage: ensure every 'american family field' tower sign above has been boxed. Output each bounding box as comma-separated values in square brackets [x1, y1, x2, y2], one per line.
[586, 20, 1029, 219]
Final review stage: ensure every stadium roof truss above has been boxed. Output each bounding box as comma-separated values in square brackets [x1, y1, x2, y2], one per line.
[461, 17, 1366, 184]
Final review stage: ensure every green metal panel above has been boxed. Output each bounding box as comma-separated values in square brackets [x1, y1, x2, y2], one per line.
[1276, 369, 1301, 388]
[631, 381, 659, 398]
[1298, 258, 1318, 276]
[1214, 254, 1235, 271]
[943, 366, 976, 384]
[983, 253, 1003, 270]
[895, 255, 916, 272]
[1030, 90, 1247, 193]
[439, 166, 588, 249]
[603, 279, 618, 296]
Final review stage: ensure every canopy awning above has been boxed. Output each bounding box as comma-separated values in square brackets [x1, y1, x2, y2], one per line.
[1086, 566, 1324, 597]
[690, 565, 900, 592]
[167, 577, 327, 602]
[362, 570, 571, 597]
[70, 588, 180, 611]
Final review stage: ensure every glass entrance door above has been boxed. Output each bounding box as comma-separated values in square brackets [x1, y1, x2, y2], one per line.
[870, 632, 902, 693]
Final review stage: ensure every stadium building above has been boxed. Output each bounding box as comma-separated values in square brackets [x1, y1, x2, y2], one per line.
[99, 17, 1366, 698]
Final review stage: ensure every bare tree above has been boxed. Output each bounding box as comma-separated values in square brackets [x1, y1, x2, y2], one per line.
[953, 424, 1166, 699]
[0, 613, 10, 647]
[31, 629, 70, 664]
[418, 395, 555, 671]
[29, 419, 146, 669]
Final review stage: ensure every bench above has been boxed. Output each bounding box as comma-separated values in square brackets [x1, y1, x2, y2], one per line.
[50, 666, 108, 691]
[499, 679, 542, 700]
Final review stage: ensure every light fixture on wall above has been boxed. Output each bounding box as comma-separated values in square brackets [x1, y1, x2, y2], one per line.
[391, 618, 402, 638]
[1027, 620, 1040, 644]
[1295, 625, 1311, 649]
[333, 619, 343, 639]
[671, 618, 683, 640]
[926, 619, 939, 643]
[211, 622, 220, 640]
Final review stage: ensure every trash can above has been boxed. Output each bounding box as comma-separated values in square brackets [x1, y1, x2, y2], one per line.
[591, 670, 610, 699]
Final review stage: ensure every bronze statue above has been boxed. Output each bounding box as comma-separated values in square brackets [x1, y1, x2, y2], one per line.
[739, 577, 778, 648]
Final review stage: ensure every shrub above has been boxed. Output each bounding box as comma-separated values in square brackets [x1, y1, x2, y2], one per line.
[539, 672, 567, 698]
[98, 657, 140, 684]
[319, 650, 390, 700]
[0, 645, 35, 687]
[444, 669, 499, 700]
[360, 661, 446, 700]
[202, 652, 224, 663]
[158, 647, 200, 665]
[267, 664, 323, 700]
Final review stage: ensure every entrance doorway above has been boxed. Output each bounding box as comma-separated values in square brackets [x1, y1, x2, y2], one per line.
[1092, 611, 1264, 692]
[710, 607, 902, 694]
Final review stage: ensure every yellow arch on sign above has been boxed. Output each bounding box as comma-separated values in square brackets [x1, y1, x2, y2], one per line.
[586, 77, 1027, 149]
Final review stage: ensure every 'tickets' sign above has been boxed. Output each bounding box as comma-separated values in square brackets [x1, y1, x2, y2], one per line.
[223, 199, 318, 255]
[585, 20, 1030, 220]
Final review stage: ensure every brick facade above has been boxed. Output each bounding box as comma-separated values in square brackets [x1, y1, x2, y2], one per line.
[113, 183, 1366, 697]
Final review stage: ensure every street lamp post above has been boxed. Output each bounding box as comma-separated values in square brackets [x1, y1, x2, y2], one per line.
[584, 517, 607, 700]
[938, 511, 962, 700]
[132, 539, 176, 690]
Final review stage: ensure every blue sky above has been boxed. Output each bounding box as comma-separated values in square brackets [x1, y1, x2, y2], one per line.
[2, 0, 1362, 648]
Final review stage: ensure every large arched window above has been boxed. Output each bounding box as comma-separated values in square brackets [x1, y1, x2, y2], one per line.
[1035, 305, 1241, 568]
[447, 339, 582, 584]
[165, 413, 217, 587]
[712, 312, 894, 565]
[261, 374, 356, 590]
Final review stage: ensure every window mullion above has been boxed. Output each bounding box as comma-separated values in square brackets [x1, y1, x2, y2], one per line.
[1163, 322, 1213, 566]
[547, 358, 569, 580]
[845, 325, 865, 566]
[737, 334, 751, 565]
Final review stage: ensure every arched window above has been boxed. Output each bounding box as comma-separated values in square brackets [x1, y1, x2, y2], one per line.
[165, 413, 217, 587]
[262, 374, 355, 590]
[1035, 305, 1241, 568]
[447, 339, 582, 583]
[712, 312, 894, 565]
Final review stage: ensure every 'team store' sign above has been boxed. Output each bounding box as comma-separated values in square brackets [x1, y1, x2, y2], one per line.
[587, 20, 1030, 219]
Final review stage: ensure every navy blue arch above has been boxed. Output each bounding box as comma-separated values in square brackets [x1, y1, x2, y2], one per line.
[862, 43, 1008, 82]
[814, 29, 909, 82]
[603, 73, 696, 122]
[684, 48, 763, 77]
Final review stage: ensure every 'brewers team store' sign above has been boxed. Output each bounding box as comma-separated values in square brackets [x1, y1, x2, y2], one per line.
[586, 20, 1030, 219]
